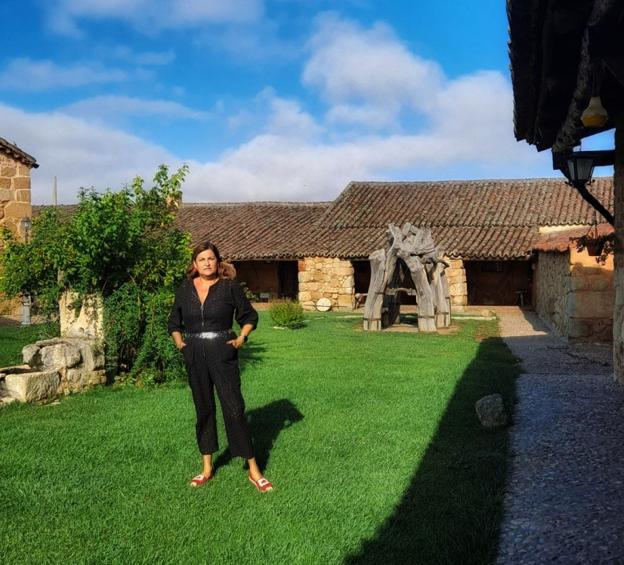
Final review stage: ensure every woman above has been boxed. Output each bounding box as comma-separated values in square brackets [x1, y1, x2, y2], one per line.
[167, 241, 273, 492]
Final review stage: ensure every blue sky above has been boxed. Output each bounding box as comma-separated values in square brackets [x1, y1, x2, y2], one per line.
[0, 0, 610, 203]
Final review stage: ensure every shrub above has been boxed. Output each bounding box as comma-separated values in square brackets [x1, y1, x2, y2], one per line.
[269, 299, 305, 329]
[0, 164, 192, 384]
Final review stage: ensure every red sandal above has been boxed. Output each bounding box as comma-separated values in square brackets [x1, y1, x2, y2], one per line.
[248, 475, 273, 492]
[189, 473, 213, 487]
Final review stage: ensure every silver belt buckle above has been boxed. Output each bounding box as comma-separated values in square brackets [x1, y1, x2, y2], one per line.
[188, 330, 231, 340]
[199, 331, 219, 339]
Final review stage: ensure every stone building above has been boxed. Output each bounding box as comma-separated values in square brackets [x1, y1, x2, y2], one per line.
[34, 176, 615, 341]
[533, 224, 614, 342]
[169, 178, 613, 316]
[507, 0, 624, 378]
[0, 137, 38, 319]
[0, 137, 37, 238]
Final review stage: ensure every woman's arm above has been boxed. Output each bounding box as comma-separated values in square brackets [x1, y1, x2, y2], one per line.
[171, 330, 186, 350]
[167, 285, 186, 349]
[229, 323, 254, 349]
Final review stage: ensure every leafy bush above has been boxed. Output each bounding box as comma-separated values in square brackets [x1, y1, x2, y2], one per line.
[269, 299, 305, 329]
[130, 288, 186, 384]
[0, 164, 192, 384]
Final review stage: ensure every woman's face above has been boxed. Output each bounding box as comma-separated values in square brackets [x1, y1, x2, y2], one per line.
[194, 249, 219, 278]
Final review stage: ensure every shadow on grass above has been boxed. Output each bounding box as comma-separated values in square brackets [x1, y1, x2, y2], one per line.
[213, 398, 304, 472]
[345, 335, 518, 565]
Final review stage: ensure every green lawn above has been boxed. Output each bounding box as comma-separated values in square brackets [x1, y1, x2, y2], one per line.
[0, 321, 59, 367]
[0, 312, 517, 564]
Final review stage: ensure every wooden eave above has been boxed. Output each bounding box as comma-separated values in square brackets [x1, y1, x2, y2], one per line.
[508, 0, 624, 152]
[0, 137, 39, 168]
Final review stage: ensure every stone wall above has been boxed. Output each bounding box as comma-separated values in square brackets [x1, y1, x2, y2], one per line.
[446, 258, 467, 309]
[298, 257, 354, 311]
[568, 248, 614, 341]
[0, 152, 32, 237]
[535, 251, 571, 337]
[535, 248, 614, 342]
[0, 148, 34, 319]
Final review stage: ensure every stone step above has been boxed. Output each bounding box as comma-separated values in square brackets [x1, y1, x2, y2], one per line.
[0, 368, 60, 403]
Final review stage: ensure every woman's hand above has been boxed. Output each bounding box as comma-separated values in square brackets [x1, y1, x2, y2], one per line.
[226, 336, 246, 349]
[177, 341, 187, 350]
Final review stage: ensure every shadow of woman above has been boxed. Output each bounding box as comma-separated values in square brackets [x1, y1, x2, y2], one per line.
[213, 398, 304, 473]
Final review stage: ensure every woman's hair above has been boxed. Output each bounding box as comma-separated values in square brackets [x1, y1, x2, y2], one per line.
[187, 241, 236, 279]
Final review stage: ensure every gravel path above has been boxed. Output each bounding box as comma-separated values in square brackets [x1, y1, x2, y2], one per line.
[495, 308, 624, 565]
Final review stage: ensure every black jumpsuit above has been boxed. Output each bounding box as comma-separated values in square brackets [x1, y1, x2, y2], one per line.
[167, 277, 259, 458]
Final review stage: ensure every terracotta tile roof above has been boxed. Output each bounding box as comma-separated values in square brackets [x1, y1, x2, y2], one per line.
[32, 177, 614, 261]
[319, 178, 613, 228]
[176, 201, 331, 260]
[533, 224, 614, 253]
[308, 178, 614, 260]
[0, 137, 38, 168]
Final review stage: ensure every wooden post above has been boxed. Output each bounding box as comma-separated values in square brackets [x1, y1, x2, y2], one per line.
[363, 223, 450, 332]
[400, 251, 436, 332]
[429, 261, 449, 328]
[614, 122, 624, 383]
[363, 249, 386, 331]
[441, 269, 451, 327]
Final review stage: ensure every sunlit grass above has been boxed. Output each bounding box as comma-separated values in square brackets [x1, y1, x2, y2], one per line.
[0, 312, 516, 564]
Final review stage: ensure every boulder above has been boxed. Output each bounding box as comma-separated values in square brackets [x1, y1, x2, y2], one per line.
[475, 394, 508, 428]
[1, 370, 60, 402]
[22, 344, 41, 367]
[40, 342, 82, 370]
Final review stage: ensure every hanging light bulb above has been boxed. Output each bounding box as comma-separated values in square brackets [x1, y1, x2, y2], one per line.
[581, 95, 609, 128]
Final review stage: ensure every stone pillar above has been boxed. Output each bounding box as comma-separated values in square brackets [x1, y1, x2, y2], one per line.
[445, 258, 468, 309]
[298, 257, 355, 311]
[0, 154, 32, 238]
[59, 291, 104, 339]
[614, 124, 624, 383]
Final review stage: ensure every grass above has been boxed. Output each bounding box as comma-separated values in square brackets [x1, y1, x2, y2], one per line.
[0, 312, 517, 564]
[0, 321, 59, 367]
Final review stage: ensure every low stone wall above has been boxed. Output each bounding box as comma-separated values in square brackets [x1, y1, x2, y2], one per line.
[535, 249, 613, 342]
[446, 259, 467, 309]
[298, 257, 354, 311]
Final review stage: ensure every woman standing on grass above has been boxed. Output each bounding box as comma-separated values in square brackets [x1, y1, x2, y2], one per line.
[167, 241, 273, 492]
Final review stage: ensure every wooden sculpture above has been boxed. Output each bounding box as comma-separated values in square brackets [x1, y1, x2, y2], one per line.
[363, 223, 451, 331]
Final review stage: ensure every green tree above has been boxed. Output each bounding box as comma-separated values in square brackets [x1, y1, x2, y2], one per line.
[0, 164, 192, 384]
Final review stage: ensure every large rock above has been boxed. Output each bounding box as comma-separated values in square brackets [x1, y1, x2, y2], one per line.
[64, 368, 106, 393]
[40, 342, 82, 370]
[475, 394, 509, 428]
[1, 369, 60, 402]
[22, 344, 41, 367]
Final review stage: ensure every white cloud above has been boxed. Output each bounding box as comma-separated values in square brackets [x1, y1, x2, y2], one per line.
[303, 13, 444, 127]
[0, 103, 177, 204]
[49, 0, 264, 36]
[181, 81, 552, 201]
[60, 96, 211, 123]
[0, 58, 128, 91]
[0, 16, 554, 206]
[265, 96, 322, 139]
